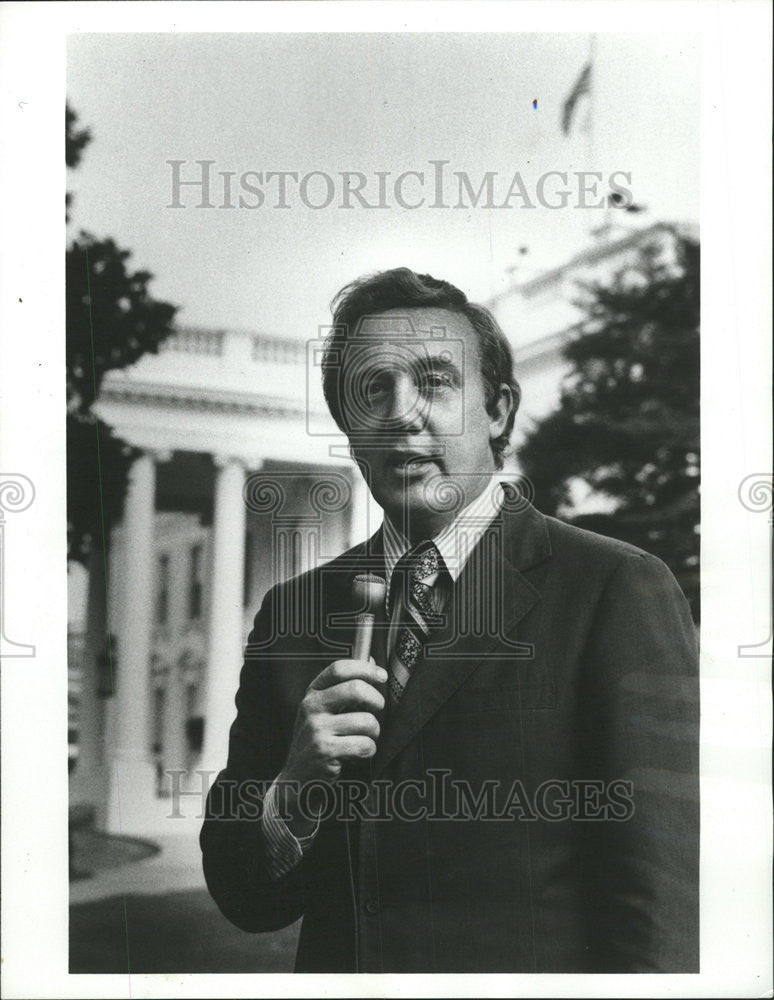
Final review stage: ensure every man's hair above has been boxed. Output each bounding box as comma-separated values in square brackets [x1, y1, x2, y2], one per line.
[321, 267, 520, 469]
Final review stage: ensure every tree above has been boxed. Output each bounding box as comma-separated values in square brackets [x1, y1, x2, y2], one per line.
[518, 231, 700, 618]
[66, 105, 91, 168]
[67, 104, 177, 563]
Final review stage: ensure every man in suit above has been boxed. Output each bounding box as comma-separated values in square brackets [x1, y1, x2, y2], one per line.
[200, 268, 699, 973]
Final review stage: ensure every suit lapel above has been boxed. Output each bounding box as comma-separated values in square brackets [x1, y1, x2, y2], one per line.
[372, 500, 552, 779]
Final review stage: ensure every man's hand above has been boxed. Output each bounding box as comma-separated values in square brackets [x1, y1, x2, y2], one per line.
[274, 658, 387, 838]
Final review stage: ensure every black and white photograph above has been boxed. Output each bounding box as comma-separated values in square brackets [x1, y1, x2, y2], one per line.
[0, 2, 771, 996]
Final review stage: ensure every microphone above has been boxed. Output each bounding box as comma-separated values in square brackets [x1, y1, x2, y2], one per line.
[351, 573, 387, 662]
[349, 575, 388, 780]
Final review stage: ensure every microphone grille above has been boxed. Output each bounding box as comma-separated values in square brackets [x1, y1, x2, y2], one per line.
[352, 573, 387, 609]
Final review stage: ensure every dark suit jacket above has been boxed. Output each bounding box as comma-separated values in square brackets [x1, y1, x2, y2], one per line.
[200, 500, 699, 973]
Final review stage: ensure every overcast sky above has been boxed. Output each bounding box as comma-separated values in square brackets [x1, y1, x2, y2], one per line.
[67, 32, 699, 343]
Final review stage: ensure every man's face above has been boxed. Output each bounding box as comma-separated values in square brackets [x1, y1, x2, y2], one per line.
[342, 307, 511, 538]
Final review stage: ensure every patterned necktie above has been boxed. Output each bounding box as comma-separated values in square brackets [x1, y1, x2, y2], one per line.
[387, 540, 447, 707]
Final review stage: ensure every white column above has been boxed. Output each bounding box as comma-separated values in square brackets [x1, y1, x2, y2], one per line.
[106, 450, 159, 833]
[199, 455, 247, 786]
[350, 470, 377, 546]
[69, 547, 107, 812]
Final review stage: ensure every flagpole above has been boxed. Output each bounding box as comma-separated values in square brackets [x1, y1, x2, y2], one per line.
[587, 32, 597, 171]
[587, 33, 610, 235]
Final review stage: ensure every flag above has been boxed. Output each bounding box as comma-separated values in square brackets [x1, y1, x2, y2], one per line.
[561, 62, 592, 135]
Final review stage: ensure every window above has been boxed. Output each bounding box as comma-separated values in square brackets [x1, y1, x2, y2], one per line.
[152, 686, 166, 797]
[189, 544, 204, 620]
[152, 687, 166, 755]
[157, 554, 170, 625]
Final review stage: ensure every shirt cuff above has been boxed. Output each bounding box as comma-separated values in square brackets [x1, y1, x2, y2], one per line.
[261, 778, 320, 880]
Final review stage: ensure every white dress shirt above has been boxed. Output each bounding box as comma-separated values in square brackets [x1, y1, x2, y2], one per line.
[262, 474, 508, 878]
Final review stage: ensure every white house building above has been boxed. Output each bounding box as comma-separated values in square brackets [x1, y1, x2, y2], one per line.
[69, 327, 377, 834]
[68, 218, 697, 835]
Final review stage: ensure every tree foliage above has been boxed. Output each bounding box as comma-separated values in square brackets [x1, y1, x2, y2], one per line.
[67, 103, 177, 563]
[66, 105, 91, 168]
[67, 236, 177, 415]
[518, 231, 700, 617]
[66, 105, 91, 222]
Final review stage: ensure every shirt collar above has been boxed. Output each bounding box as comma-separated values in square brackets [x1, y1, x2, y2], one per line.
[381, 473, 506, 590]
